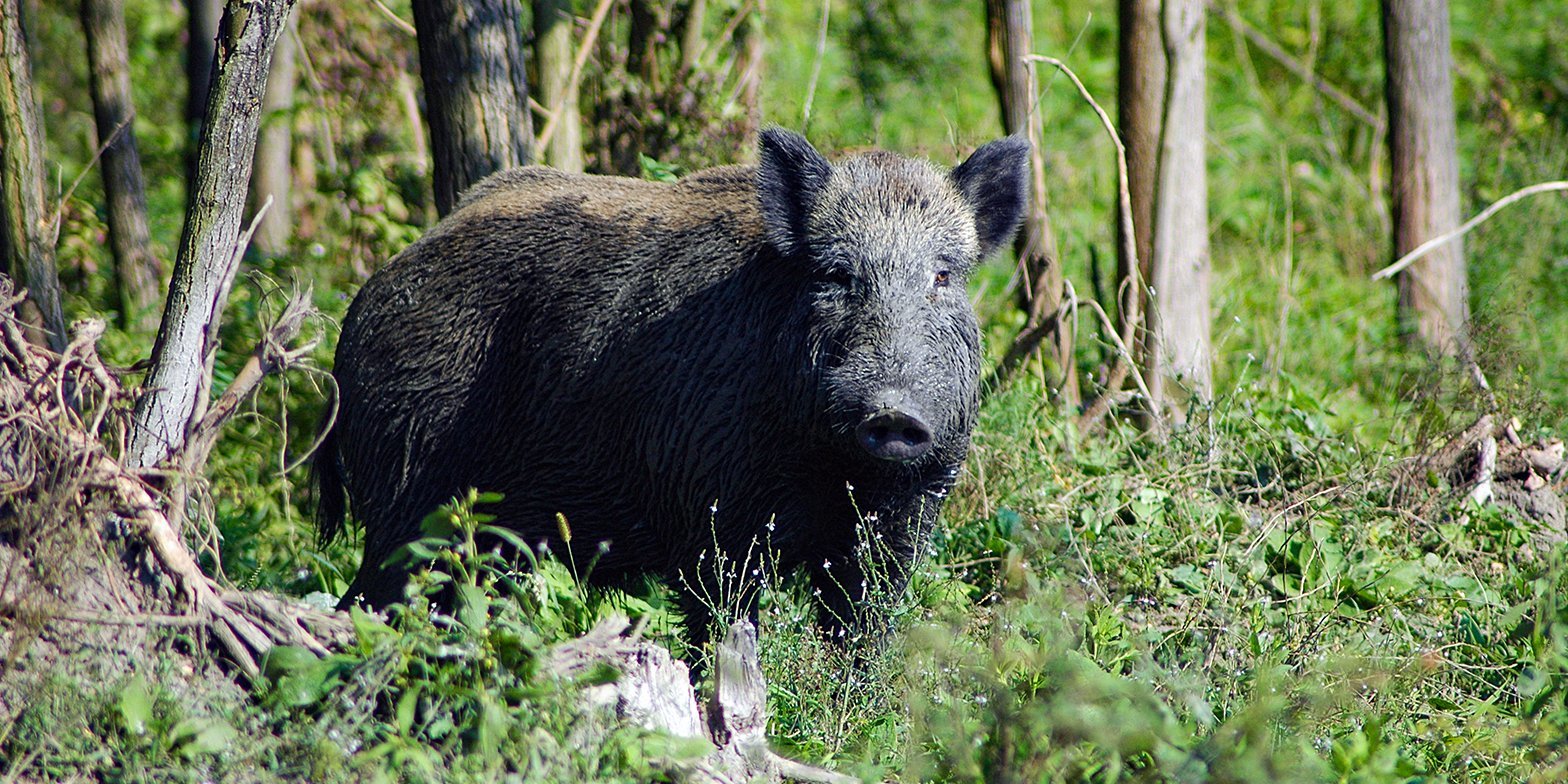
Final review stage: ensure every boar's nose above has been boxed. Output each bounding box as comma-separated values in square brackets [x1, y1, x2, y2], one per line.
[856, 408, 933, 462]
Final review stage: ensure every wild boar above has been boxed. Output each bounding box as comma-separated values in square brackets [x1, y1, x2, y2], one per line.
[316, 129, 1028, 638]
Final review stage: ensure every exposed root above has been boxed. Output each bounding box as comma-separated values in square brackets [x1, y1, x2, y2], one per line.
[0, 276, 346, 680]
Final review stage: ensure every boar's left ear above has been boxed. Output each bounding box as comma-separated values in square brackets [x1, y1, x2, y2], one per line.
[758, 128, 832, 256]
[951, 136, 1031, 259]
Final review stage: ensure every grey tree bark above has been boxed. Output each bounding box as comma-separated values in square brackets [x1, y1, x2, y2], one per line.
[129, 0, 298, 470]
[985, 0, 1076, 404]
[81, 0, 164, 332]
[247, 4, 298, 256]
[533, 0, 584, 172]
[411, 0, 534, 216]
[0, 0, 65, 352]
[1117, 0, 1163, 327]
[1144, 0, 1212, 423]
[733, 0, 765, 145]
[184, 0, 222, 191]
[1382, 0, 1467, 354]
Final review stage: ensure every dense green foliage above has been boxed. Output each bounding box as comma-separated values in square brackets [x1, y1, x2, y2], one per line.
[6, 0, 1566, 781]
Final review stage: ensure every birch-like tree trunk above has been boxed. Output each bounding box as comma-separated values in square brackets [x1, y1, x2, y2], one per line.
[411, 0, 534, 216]
[129, 0, 297, 470]
[81, 0, 164, 332]
[985, 0, 1076, 403]
[248, 4, 297, 256]
[0, 0, 66, 352]
[1382, 0, 1467, 354]
[533, 0, 583, 172]
[1144, 0, 1212, 422]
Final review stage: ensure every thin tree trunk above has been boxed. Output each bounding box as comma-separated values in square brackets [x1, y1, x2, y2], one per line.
[733, 0, 765, 145]
[533, 0, 584, 172]
[1145, 0, 1212, 422]
[1382, 0, 1466, 354]
[984, 0, 1076, 404]
[184, 0, 222, 192]
[0, 0, 65, 352]
[129, 0, 297, 470]
[81, 0, 163, 331]
[248, 5, 297, 256]
[677, 0, 706, 72]
[411, 0, 534, 216]
[1117, 0, 1163, 329]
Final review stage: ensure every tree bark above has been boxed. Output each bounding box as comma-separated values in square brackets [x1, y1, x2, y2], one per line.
[733, 0, 765, 145]
[1144, 0, 1211, 423]
[1382, 0, 1467, 354]
[411, 0, 534, 216]
[984, 0, 1076, 404]
[1117, 0, 1163, 327]
[533, 0, 584, 172]
[129, 0, 297, 470]
[184, 0, 222, 192]
[247, 4, 297, 256]
[0, 0, 65, 352]
[81, 0, 164, 332]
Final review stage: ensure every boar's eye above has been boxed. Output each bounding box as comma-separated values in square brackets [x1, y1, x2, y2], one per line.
[933, 269, 952, 288]
[822, 267, 856, 288]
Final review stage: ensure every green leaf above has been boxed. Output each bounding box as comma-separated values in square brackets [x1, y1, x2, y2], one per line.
[455, 582, 491, 630]
[169, 717, 236, 758]
[117, 674, 154, 736]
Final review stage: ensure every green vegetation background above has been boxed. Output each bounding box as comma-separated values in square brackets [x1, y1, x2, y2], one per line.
[10, 0, 1568, 781]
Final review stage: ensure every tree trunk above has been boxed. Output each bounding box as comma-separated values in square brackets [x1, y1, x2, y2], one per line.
[0, 0, 65, 352]
[81, 0, 163, 332]
[1382, 0, 1466, 354]
[411, 0, 534, 216]
[1117, 0, 1163, 328]
[984, 0, 1076, 404]
[533, 0, 584, 172]
[1144, 0, 1211, 423]
[247, 4, 297, 256]
[733, 0, 765, 145]
[129, 0, 297, 470]
[184, 0, 222, 192]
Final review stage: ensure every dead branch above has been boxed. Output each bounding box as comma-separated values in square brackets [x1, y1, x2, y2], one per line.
[182, 285, 317, 474]
[1023, 55, 1148, 436]
[551, 617, 856, 784]
[1371, 181, 1568, 281]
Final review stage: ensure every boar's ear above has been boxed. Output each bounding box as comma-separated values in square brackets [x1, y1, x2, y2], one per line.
[758, 128, 832, 256]
[951, 135, 1031, 259]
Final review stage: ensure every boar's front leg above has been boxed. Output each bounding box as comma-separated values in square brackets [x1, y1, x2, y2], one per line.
[809, 486, 947, 644]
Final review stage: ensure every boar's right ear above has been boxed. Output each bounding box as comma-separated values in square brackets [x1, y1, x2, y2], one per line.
[951, 135, 1031, 259]
[758, 128, 832, 256]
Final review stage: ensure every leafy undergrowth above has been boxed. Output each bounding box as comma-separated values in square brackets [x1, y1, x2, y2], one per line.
[5, 372, 1567, 783]
[1, 494, 703, 783]
[756, 373, 1568, 783]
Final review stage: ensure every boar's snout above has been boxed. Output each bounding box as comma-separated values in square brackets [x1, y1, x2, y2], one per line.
[855, 407, 933, 462]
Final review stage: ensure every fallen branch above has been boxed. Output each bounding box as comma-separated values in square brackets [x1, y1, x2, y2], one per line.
[1371, 181, 1568, 280]
[552, 617, 855, 784]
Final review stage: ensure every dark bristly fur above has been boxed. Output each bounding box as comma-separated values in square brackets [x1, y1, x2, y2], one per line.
[317, 129, 1029, 638]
